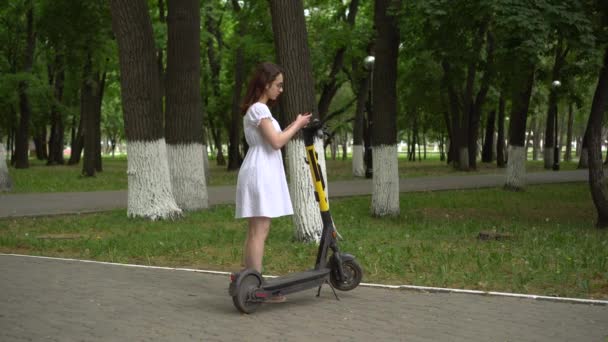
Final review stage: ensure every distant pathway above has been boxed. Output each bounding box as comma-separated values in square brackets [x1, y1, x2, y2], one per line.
[0, 170, 587, 218]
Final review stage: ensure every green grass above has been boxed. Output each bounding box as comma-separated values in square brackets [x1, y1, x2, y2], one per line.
[6, 155, 580, 193]
[1, 183, 605, 299]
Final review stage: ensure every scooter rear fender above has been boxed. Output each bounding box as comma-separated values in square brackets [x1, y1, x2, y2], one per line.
[228, 269, 263, 296]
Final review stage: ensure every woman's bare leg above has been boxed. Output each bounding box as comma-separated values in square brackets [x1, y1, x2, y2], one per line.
[243, 216, 271, 273]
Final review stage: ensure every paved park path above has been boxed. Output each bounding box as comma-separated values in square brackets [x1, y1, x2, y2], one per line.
[0, 169, 589, 218]
[2, 169, 607, 341]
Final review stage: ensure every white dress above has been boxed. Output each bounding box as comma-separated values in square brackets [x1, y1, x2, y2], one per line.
[235, 102, 294, 218]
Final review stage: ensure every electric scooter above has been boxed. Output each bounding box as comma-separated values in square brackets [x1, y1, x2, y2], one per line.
[228, 119, 363, 314]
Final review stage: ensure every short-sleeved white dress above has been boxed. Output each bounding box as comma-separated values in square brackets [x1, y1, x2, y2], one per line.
[235, 102, 294, 218]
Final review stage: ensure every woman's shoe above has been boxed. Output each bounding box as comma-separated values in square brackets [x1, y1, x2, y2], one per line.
[264, 295, 287, 304]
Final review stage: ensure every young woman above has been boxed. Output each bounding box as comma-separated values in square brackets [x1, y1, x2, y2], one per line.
[235, 62, 312, 301]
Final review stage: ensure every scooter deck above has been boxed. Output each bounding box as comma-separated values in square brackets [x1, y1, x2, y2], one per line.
[263, 268, 330, 292]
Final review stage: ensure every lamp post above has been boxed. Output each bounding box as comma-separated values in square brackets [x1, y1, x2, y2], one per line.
[363, 55, 375, 178]
[552, 80, 561, 171]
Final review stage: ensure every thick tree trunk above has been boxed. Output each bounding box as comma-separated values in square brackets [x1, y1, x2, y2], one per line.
[110, 0, 181, 220]
[370, 0, 400, 216]
[165, 0, 208, 211]
[14, 2, 36, 169]
[586, 47, 608, 228]
[481, 110, 495, 162]
[47, 54, 65, 165]
[505, 66, 535, 191]
[0, 144, 12, 192]
[496, 94, 506, 168]
[270, 0, 323, 242]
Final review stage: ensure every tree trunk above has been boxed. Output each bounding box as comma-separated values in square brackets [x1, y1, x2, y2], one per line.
[505, 65, 535, 191]
[82, 53, 99, 177]
[532, 117, 541, 160]
[270, 0, 324, 242]
[352, 73, 369, 177]
[578, 114, 590, 169]
[481, 110, 496, 162]
[47, 54, 65, 165]
[564, 102, 574, 162]
[33, 127, 47, 160]
[68, 114, 83, 165]
[0, 144, 12, 192]
[469, 26, 493, 170]
[110, 0, 181, 220]
[496, 94, 506, 168]
[586, 47, 608, 228]
[165, 0, 208, 211]
[203, 6, 225, 167]
[370, 0, 400, 217]
[227, 0, 245, 171]
[14, 1, 36, 169]
[442, 61, 461, 169]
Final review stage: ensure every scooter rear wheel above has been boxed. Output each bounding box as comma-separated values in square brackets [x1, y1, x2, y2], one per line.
[232, 274, 261, 314]
[330, 259, 363, 291]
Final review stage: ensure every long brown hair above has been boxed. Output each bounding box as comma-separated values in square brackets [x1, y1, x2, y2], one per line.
[240, 62, 284, 115]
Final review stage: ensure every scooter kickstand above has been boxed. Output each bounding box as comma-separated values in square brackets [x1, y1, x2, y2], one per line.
[317, 281, 340, 301]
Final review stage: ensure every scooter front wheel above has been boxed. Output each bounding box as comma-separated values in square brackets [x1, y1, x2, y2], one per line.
[232, 274, 261, 314]
[330, 259, 363, 291]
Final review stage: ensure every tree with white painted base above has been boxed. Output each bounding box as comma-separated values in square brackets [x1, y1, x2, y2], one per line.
[269, 0, 324, 242]
[110, 0, 181, 220]
[0, 144, 12, 192]
[370, 0, 400, 217]
[165, 0, 208, 211]
[505, 66, 535, 191]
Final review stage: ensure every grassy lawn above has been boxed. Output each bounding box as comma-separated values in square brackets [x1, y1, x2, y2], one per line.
[5, 155, 581, 193]
[1, 182, 605, 300]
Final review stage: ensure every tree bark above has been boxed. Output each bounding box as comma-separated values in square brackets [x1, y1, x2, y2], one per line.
[468, 24, 492, 170]
[110, 0, 181, 220]
[0, 143, 12, 192]
[82, 53, 100, 177]
[578, 114, 590, 169]
[564, 102, 574, 162]
[227, 0, 245, 171]
[481, 110, 495, 162]
[586, 47, 608, 228]
[68, 114, 83, 165]
[14, 1, 36, 169]
[505, 65, 535, 191]
[165, 0, 208, 211]
[371, 0, 400, 216]
[269, 0, 324, 242]
[496, 94, 506, 168]
[47, 54, 65, 165]
[352, 72, 369, 177]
